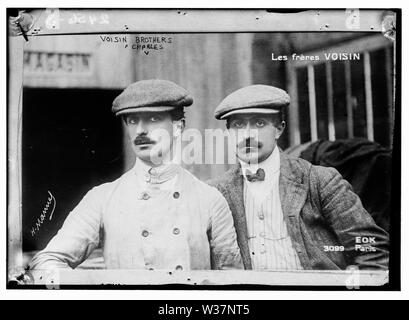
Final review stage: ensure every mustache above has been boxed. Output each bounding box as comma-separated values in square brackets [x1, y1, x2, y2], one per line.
[133, 136, 156, 146]
[237, 138, 262, 149]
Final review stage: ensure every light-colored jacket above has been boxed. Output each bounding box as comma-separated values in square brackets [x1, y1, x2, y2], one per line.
[208, 152, 389, 270]
[29, 167, 243, 271]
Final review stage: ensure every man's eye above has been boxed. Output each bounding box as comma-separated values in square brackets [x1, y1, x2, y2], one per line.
[150, 116, 161, 122]
[127, 117, 138, 124]
[232, 121, 244, 128]
[256, 120, 265, 127]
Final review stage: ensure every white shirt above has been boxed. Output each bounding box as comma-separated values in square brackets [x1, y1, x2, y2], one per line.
[240, 146, 280, 203]
[240, 147, 303, 270]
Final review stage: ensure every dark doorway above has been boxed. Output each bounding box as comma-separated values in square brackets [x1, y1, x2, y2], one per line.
[22, 88, 124, 252]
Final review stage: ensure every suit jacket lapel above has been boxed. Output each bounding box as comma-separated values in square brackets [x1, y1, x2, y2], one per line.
[279, 152, 311, 269]
[225, 165, 252, 270]
[279, 153, 308, 219]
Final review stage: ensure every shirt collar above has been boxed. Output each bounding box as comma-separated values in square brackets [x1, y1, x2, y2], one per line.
[133, 158, 180, 184]
[239, 146, 280, 182]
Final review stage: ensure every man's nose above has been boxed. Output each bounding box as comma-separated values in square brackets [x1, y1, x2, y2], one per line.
[243, 122, 255, 138]
[135, 121, 148, 135]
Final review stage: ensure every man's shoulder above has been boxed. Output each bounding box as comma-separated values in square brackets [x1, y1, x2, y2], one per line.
[182, 168, 222, 193]
[206, 165, 239, 191]
[87, 170, 133, 197]
[280, 152, 339, 181]
[280, 152, 312, 174]
[182, 168, 229, 202]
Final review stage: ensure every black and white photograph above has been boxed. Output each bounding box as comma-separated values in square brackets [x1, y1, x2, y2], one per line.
[6, 7, 401, 292]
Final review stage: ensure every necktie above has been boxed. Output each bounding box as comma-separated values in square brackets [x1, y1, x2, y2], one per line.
[245, 168, 265, 182]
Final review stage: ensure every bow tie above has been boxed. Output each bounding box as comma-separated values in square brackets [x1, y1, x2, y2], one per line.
[245, 168, 265, 182]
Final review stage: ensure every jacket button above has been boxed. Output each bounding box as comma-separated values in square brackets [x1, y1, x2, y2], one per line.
[173, 228, 180, 235]
[142, 192, 150, 200]
[258, 214, 265, 220]
[175, 265, 183, 271]
[173, 192, 180, 199]
[142, 230, 149, 237]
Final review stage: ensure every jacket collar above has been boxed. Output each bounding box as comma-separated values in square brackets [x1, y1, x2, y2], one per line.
[133, 158, 181, 185]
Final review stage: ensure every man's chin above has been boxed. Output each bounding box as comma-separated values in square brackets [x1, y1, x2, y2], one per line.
[135, 148, 173, 166]
[135, 150, 159, 162]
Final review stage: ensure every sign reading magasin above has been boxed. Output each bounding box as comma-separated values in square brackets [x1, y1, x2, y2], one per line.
[24, 51, 92, 75]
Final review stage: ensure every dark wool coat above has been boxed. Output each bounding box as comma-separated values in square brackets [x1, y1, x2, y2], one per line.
[208, 152, 389, 270]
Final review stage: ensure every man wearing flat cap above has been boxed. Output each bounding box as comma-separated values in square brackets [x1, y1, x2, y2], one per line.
[208, 84, 389, 271]
[29, 79, 243, 271]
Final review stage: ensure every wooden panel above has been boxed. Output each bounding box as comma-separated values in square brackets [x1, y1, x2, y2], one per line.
[344, 60, 354, 138]
[325, 62, 336, 140]
[307, 65, 318, 141]
[23, 34, 135, 88]
[363, 51, 374, 141]
[286, 63, 301, 146]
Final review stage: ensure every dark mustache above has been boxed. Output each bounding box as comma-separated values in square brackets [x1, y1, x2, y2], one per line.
[238, 138, 262, 149]
[133, 136, 156, 145]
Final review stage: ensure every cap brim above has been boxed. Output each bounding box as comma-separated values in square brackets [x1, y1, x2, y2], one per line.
[220, 108, 280, 119]
[115, 106, 177, 116]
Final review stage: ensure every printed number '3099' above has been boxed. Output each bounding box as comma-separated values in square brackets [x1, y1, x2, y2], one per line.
[324, 246, 345, 252]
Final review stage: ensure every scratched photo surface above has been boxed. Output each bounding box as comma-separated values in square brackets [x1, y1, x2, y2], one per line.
[8, 9, 399, 287]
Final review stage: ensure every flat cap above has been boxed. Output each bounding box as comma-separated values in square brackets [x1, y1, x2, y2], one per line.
[214, 84, 290, 120]
[112, 79, 193, 116]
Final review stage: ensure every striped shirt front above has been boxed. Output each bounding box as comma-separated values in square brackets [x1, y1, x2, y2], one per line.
[241, 147, 303, 270]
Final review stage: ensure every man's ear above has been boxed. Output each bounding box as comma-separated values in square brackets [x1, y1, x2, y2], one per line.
[173, 119, 185, 138]
[275, 121, 286, 140]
